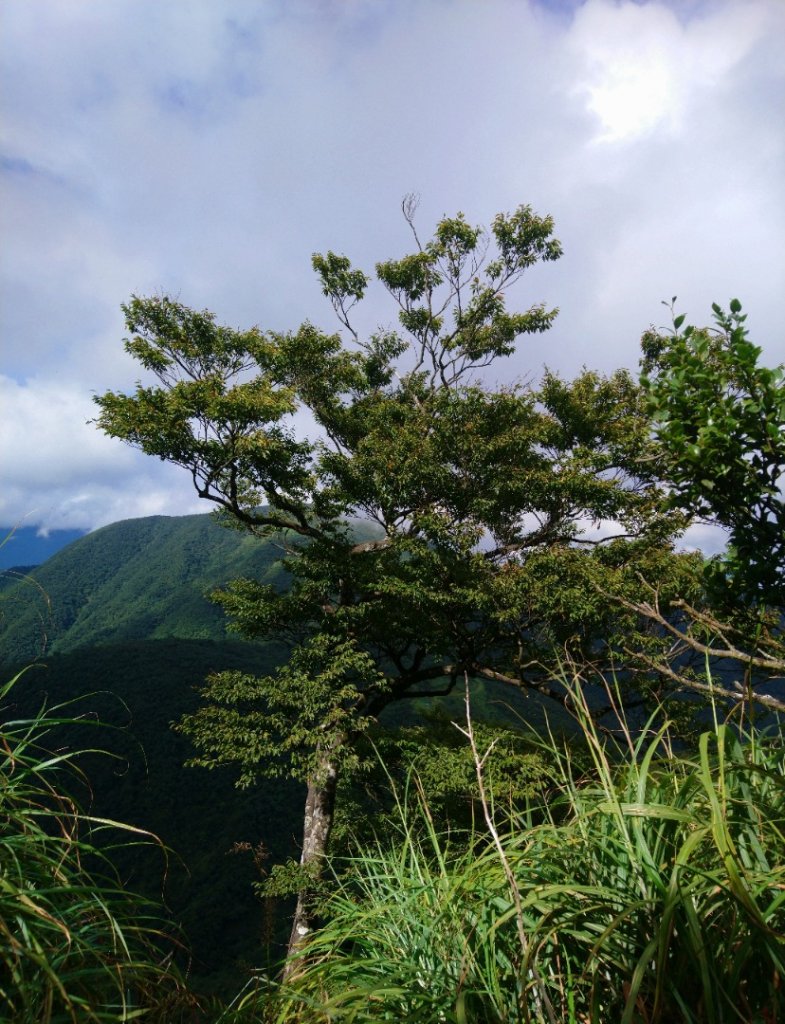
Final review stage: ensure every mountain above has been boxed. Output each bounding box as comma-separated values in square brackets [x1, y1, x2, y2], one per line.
[0, 525, 87, 570]
[0, 512, 290, 664]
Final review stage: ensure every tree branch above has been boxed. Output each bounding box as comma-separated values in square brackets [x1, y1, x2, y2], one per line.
[609, 590, 785, 675]
[622, 648, 785, 714]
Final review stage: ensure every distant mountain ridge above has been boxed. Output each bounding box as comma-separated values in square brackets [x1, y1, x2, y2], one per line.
[0, 513, 290, 664]
[0, 525, 87, 570]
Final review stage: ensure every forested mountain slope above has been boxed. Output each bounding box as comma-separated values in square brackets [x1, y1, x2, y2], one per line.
[0, 513, 292, 663]
[5, 639, 303, 989]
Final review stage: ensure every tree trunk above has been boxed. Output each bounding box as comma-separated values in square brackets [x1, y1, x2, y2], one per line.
[283, 752, 339, 977]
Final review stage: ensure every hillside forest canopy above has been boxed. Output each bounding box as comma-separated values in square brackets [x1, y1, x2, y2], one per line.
[94, 198, 785, 971]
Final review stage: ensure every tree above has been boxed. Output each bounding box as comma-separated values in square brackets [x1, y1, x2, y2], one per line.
[94, 200, 688, 964]
[641, 300, 785, 608]
[620, 302, 785, 708]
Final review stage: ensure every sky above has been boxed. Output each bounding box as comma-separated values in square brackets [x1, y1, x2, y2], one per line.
[1, 0, 783, 542]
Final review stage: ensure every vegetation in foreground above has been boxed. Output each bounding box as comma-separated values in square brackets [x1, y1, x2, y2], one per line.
[267, 683, 785, 1023]
[0, 672, 195, 1023]
[1, 650, 783, 1021]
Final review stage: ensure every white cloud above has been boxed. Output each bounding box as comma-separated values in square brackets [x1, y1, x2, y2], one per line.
[0, 375, 203, 529]
[569, 0, 769, 143]
[0, 0, 782, 533]
[679, 520, 728, 557]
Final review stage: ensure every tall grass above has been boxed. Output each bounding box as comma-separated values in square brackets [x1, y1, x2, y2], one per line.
[0, 670, 193, 1023]
[273, 682, 785, 1023]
